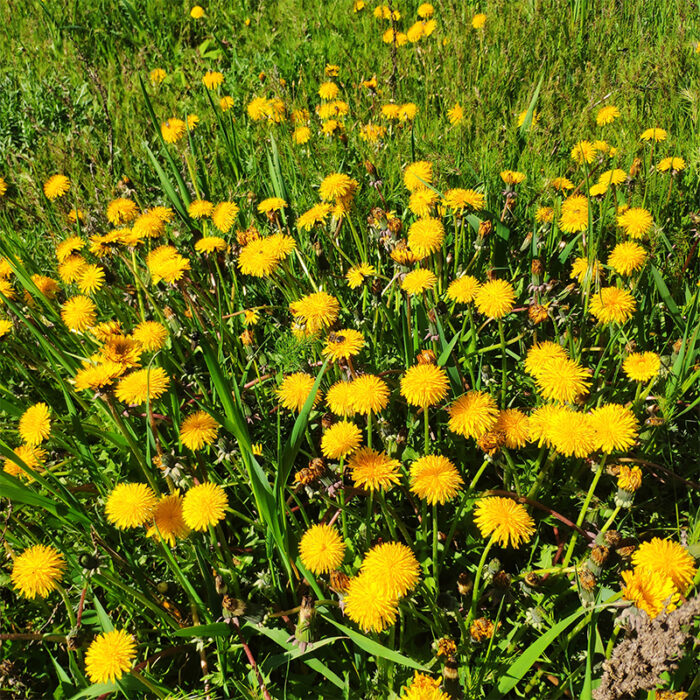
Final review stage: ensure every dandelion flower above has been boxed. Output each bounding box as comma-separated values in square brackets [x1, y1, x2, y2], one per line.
[319, 173, 358, 202]
[43, 174, 70, 200]
[623, 352, 660, 382]
[257, 197, 287, 214]
[290, 291, 340, 335]
[631, 538, 697, 593]
[277, 372, 320, 412]
[105, 483, 157, 529]
[344, 574, 398, 632]
[409, 455, 463, 505]
[590, 287, 636, 324]
[608, 241, 646, 276]
[443, 188, 485, 213]
[58, 253, 86, 281]
[559, 195, 589, 233]
[404, 161, 433, 192]
[407, 218, 444, 258]
[590, 403, 638, 452]
[10, 544, 65, 599]
[297, 203, 332, 231]
[180, 411, 219, 450]
[400, 363, 449, 408]
[472, 13, 487, 29]
[0, 319, 11, 338]
[524, 341, 568, 377]
[77, 264, 105, 294]
[596, 105, 620, 126]
[640, 128, 667, 142]
[546, 407, 596, 457]
[446, 275, 480, 303]
[474, 279, 515, 318]
[161, 118, 186, 144]
[211, 201, 239, 232]
[617, 208, 653, 239]
[202, 71, 224, 89]
[447, 103, 464, 125]
[657, 157, 685, 172]
[299, 523, 345, 574]
[346, 263, 376, 289]
[19, 403, 51, 445]
[147, 492, 190, 545]
[323, 329, 365, 361]
[494, 409, 530, 449]
[348, 447, 401, 491]
[474, 497, 535, 548]
[571, 256, 603, 285]
[321, 421, 362, 459]
[533, 356, 591, 403]
[190, 5, 205, 18]
[571, 141, 597, 164]
[146, 246, 191, 284]
[188, 200, 213, 219]
[182, 482, 228, 531]
[401, 269, 437, 295]
[447, 391, 498, 439]
[621, 568, 678, 619]
[62, 295, 97, 331]
[326, 380, 356, 417]
[85, 629, 137, 684]
[500, 170, 526, 185]
[361, 541, 420, 598]
[106, 198, 138, 225]
[350, 375, 390, 415]
[132, 321, 167, 352]
[237, 237, 280, 277]
[618, 465, 642, 492]
[401, 672, 450, 700]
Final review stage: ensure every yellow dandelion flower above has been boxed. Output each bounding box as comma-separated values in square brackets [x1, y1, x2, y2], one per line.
[195, 236, 228, 253]
[180, 411, 219, 450]
[401, 672, 450, 700]
[202, 70, 224, 89]
[0, 318, 12, 338]
[571, 141, 597, 164]
[323, 329, 365, 362]
[56, 236, 86, 262]
[536, 206, 554, 223]
[447, 391, 498, 439]
[149, 68, 166, 85]
[500, 170, 526, 185]
[472, 12, 487, 29]
[494, 409, 530, 449]
[474, 279, 515, 318]
[447, 102, 464, 125]
[132, 321, 168, 352]
[640, 127, 667, 142]
[190, 5, 205, 18]
[632, 538, 697, 593]
[409, 455, 463, 505]
[237, 237, 280, 277]
[559, 195, 589, 233]
[570, 256, 603, 285]
[277, 372, 320, 412]
[19, 403, 51, 445]
[617, 207, 653, 239]
[400, 363, 449, 408]
[43, 174, 70, 200]
[321, 421, 362, 459]
[115, 366, 170, 404]
[61, 295, 97, 331]
[348, 447, 400, 491]
[293, 126, 312, 144]
[344, 574, 398, 633]
[211, 201, 239, 232]
[361, 541, 420, 599]
[589, 403, 638, 453]
[533, 356, 591, 403]
[404, 161, 433, 192]
[350, 374, 390, 415]
[85, 629, 137, 684]
[146, 245, 191, 284]
[443, 188, 485, 213]
[182, 482, 228, 531]
[299, 523, 346, 574]
[188, 200, 214, 219]
[147, 492, 190, 546]
[105, 483, 157, 529]
[474, 497, 535, 548]
[106, 198, 138, 225]
[77, 264, 105, 295]
[446, 275, 480, 303]
[161, 118, 186, 143]
[297, 203, 332, 231]
[546, 407, 597, 457]
[409, 188, 438, 218]
[10, 544, 65, 599]
[622, 352, 660, 382]
[401, 268, 437, 295]
[346, 263, 376, 289]
[657, 157, 685, 172]
[58, 255, 87, 283]
[290, 291, 340, 335]
[407, 218, 444, 258]
[621, 568, 678, 619]
[596, 105, 620, 126]
[589, 286, 636, 324]
[618, 465, 642, 492]
[326, 380, 356, 417]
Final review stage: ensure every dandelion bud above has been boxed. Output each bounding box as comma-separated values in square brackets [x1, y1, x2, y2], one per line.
[590, 545, 610, 568]
[364, 160, 377, 177]
[493, 570, 511, 589]
[457, 572, 472, 597]
[523, 572, 543, 588]
[417, 349, 437, 365]
[435, 637, 457, 658]
[478, 220, 492, 239]
[603, 530, 622, 547]
[294, 596, 316, 650]
[388, 217, 402, 235]
[531, 258, 544, 276]
[222, 596, 247, 619]
[528, 304, 549, 324]
[329, 570, 350, 594]
[578, 568, 596, 592]
[469, 617, 495, 642]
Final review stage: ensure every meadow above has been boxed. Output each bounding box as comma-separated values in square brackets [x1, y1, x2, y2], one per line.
[1, 0, 700, 698]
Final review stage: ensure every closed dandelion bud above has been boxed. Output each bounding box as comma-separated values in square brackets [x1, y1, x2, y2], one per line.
[617, 465, 642, 492]
[531, 258, 544, 276]
[578, 568, 596, 593]
[329, 570, 350, 594]
[457, 572, 472, 597]
[417, 349, 437, 365]
[524, 572, 543, 588]
[371, 278, 383, 295]
[313, 240, 323, 257]
[240, 329, 254, 346]
[294, 467, 315, 486]
[493, 570, 511, 589]
[478, 220, 492, 239]
[388, 217, 402, 235]
[469, 617, 495, 642]
[309, 457, 326, 478]
[222, 596, 247, 618]
[79, 553, 100, 570]
[590, 545, 610, 568]
[435, 636, 457, 658]
[477, 429, 506, 455]
[604, 530, 622, 548]
[629, 158, 642, 178]
[321, 413, 335, 430]
[364, 160, 377, 177]
[616, 544, 636, 562]
[396, 426, 408, 445]
[528, 304, 549, 324]
[215, 574, 226, 595]
[294, 595, 315, 649]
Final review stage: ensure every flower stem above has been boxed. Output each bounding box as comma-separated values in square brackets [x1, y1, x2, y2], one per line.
[468, 534, 495, 625]
[598, 504, 621, 539]
[367, 411, 373, 449]
[424, 406, 430, 454]
[498, 319, 507, 407]
[432, 503, 439, 588]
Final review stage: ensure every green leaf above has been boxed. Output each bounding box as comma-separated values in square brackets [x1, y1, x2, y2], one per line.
[173, 623, 231, 638]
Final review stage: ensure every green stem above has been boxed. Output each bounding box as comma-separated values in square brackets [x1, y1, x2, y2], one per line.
[424, 406, 430, 454]
[468, 535, 495, 625]
[562, 455, 607, 567]
[498, 319, 507, 407]
[598, 504, 621, 539]
[367, 411, 373, 449]
[432, 503, 439, 587]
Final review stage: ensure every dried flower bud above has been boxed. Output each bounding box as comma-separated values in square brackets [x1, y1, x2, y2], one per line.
[457, 572, 472, 597]
[321, 413, 335, 430]
[477, 429, 506, 455]
[590, 545, 610, 567]
[436, 636, 457, 658]
[470, 617, 495, 642]
[493, 570, 512, 589]
[329, 570, 350, 594]
[528, 304, 549, 324]
[364, 160, 378, 177]
[524, 572, 543, 588]
[578, 568, 596, 592]
[417, 349, 437, 365]
[388, 217, 403, 235]
[531, 258, 544, 276]
[478, 220, 493, 239]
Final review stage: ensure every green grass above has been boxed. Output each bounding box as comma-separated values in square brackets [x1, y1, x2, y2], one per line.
[0, 0, 699, 698]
